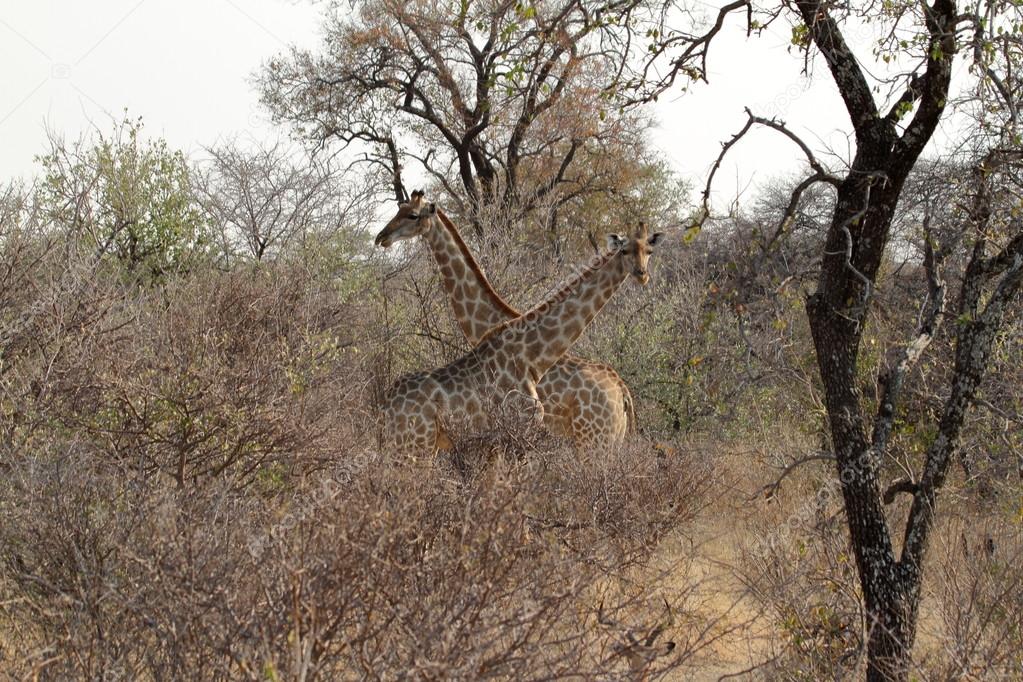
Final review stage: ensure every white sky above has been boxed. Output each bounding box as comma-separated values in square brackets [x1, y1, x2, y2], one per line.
[0, 0, 320, 178]
[0, 1, 968, 207]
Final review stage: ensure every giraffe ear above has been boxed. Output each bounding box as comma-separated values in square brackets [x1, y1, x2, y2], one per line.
[606, 233, 626, 251]
[425, 202, 437, 215]
[648, 232, 665, 247]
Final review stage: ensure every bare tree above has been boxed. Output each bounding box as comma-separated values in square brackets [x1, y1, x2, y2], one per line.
[194, 140, 376, 263]
[258, 0, 667, 236]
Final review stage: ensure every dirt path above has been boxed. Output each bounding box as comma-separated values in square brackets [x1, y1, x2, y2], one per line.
[671, 517, 776, 678]
[656, 448, 786, 680]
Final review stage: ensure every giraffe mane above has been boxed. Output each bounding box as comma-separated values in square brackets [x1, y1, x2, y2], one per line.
[435, 208, 521, 318]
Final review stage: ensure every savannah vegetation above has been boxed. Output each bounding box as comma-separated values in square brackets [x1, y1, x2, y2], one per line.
[1, 0, 1022, 679]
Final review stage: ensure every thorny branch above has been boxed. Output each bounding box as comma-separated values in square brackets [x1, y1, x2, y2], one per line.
[870, 217, 947, 463]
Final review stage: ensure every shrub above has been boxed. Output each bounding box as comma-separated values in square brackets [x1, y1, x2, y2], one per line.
[0, 440, 712, 679]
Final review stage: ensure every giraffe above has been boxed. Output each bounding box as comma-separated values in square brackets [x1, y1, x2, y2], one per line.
[375, 191, 637, 445]
[379, 222, 663, 454]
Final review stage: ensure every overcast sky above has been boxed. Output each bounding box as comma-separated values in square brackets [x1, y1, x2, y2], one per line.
[0, 0, 319, 178]
[0, 1, 967, 207]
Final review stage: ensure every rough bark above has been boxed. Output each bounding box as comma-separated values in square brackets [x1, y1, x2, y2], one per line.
[795, 0, 959, 677]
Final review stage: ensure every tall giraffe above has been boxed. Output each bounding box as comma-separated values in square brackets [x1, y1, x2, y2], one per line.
[379, 222, 662, 454]
[376, 191, 636, 445]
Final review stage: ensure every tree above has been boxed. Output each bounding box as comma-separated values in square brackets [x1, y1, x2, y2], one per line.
[36, 118, 210, 280]
[644, 0, 1023, 677]
[258, 0, 664, 237]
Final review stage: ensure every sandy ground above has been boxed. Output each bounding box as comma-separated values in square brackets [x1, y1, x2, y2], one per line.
[656, 446, 781, 680]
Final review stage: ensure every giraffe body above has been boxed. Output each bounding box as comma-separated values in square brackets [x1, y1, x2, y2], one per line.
[379, 221, 662, 455]
[376, 194, 637, 445]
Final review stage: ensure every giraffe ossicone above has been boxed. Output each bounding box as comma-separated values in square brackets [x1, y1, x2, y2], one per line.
[375, 191, 640, 445]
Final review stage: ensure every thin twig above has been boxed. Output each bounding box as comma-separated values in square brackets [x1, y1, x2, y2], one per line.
[752, 453, 836, 501]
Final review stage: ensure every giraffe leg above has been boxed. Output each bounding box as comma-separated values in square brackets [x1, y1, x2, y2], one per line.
[545, 393, 577, 440]
[412, 408, 443, 457]
[435, 421, 453, 452]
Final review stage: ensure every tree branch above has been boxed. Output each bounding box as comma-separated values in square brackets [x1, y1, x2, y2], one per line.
[696, 109, 840, 233]
[893, 0, 958, 166]
[633, 0, 752, 104]
[871, 218, 946, 458]
[883, 478, 919, 504]
[795, 0, 881, 140]
[751, 453, 836, 501]
[900, 155, 1023, 576]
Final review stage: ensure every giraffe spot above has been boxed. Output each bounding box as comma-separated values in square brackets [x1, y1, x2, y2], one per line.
[450, 259, 466, 279]
[541, 318, 560, 334]
[561, 300, 581, 317]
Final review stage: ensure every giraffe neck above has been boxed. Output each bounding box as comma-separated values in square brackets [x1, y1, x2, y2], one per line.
[508, 250, 629, 379]
[424, 209, 519, 344]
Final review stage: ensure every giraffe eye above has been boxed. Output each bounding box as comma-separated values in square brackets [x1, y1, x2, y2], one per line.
[408, 213, 419, 219]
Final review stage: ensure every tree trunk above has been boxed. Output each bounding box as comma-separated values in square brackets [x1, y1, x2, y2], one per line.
[807, 293, 917, 681]
[806, 169, 920, 681]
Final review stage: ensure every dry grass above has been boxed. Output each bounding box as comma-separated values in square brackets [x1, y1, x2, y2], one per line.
[687, 429, 1023, 681]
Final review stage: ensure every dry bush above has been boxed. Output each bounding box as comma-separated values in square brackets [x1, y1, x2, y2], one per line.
[0, 434, 712, 680]
[3, 251, 384, 488]
[524, 440, 712, 560]
[920, 511, 1023, 680]
[3, 206, 713, 678]
[67, 265, 375, 487]
[583, 245, 750, 436]
[728, 450, 865, 680]
[0, 243, 124, 457]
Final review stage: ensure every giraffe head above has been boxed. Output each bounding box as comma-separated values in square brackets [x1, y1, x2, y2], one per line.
[606, 222, 664, 286]
[374, 189, 438, 248]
